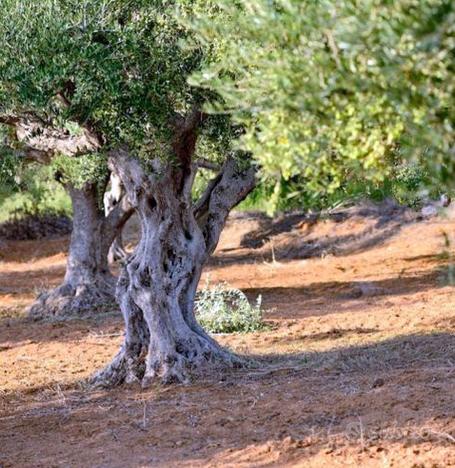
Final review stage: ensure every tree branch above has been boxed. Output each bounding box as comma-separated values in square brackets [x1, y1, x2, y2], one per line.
[193, 171, 223, 221]
[196, 158, 257, 256]
[195, 158, 220, 172]
[172, 107, 204, 166]
[107, 149, 152, 208]
[13, 147, 52, 164]
[104, 193, 134, 234]
[0, 112, 102, 161]
[171, 107, 205, 196]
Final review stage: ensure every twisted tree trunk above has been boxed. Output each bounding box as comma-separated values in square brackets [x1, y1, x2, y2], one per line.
[92, 149, 256, 387]
[29, 182, 132, 318]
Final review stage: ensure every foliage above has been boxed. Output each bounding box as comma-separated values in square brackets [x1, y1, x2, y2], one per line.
[0, 0, 250, 205]
[50, 153, 109, 189]
[2, 1, 452, 215]
[0, 151, 21, 191]
[0, 164, 70, 222]
[195, 281, 266, 333]
[0, 0, 232, 164]
[188, 0, 455, 212]
[388, 163, 430, 208]
[238, 160, 434, 213]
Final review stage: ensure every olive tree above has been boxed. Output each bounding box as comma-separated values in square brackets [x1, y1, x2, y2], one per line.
[0, 121, 133, 317]
[0, 0, 256, 384]
[188, 0, 455, 207]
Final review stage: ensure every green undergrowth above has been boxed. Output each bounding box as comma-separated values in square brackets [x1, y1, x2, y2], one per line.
[195, 281, 268, 334]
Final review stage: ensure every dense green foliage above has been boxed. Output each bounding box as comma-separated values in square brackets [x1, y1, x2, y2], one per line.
[189, 0, 455, 210]
[1, 1, 453, 218]
[0, 1, 186, 150]
[0, 0, 240, 217]
[0, 0, 235, 162]
[238, 162, 431, 213]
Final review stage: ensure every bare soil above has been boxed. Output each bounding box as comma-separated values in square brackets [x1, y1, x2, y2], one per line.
[1, 203, 455, 467]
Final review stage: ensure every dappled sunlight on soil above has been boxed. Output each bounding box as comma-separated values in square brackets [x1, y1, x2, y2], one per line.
[1, 208, 455, 467]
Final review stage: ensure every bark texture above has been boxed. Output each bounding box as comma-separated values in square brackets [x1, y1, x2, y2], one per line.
[92, 149, 256, 387]
[0, 113, 101, 161]
[29, 183, 132, 318]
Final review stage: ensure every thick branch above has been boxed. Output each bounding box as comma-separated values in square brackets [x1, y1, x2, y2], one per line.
[193, 171, 223, 221]
[8, 147, 52, 164]
[108, 149, 152, 208]
[0, 115, 21, 126]
[195, 158, 220, 172]
[0, 113, 102, 161]
[171, 107, 205, 196]
[198, 158, 257, 255]
[172, 108, 203, 163]
[105, 194, 134, 235]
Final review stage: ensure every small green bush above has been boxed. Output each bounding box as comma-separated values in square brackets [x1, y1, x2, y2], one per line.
[195, 281, 265, 333]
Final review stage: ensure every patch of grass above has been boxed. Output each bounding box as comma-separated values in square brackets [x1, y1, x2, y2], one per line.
[195, 281, 267, 334]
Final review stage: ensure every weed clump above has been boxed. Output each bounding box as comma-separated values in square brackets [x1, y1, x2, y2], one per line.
[195, 281, 265, 333]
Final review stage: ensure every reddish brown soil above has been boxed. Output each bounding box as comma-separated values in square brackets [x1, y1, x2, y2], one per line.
[1, 206, 455, 467]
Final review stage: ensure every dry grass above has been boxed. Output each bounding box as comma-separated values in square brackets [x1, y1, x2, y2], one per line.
[1, 211, 455, 467]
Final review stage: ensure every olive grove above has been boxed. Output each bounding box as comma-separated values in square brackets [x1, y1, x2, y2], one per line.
[0, 0, 453, 385]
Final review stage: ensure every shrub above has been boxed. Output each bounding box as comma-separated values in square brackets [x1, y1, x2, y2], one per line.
[195, 281, 265, 333]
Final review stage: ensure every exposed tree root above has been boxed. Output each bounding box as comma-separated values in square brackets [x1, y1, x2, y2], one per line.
[91, 329, 243, 388]
[29, 280, 116, 319]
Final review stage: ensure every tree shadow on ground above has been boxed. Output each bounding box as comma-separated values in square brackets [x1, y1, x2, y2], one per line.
[243, 265, 452, 318]
[0, 236, 69, 263]
[1, 263, 451, 346]
[241, 200, 411, 246]
[212, 207, 417, 267]
[247, 331, 455, 375]
[2, 332, 454, 467]
[0, 264, 66, 296]
[0, 310, 122, 350]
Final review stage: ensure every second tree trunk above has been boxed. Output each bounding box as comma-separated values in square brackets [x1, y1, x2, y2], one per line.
[29, 184, 123, 318]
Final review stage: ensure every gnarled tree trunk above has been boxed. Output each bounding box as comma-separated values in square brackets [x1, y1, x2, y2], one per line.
[92, 148, 256, 387]
[29, 182, 132, 318]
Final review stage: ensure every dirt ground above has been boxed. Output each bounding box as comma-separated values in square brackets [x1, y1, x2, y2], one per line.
[1, 204, 455, 467]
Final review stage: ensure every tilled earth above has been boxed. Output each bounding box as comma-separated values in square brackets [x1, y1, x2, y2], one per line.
[1, 204, 455, 467]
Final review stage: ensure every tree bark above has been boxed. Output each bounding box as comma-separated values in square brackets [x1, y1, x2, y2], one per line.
[29, 182, 132, 318]
[92, 151, 256, 387]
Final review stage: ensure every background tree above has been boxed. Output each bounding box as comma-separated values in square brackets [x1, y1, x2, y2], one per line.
[188, 0, 455, 210]
[0, 126, 133, 317]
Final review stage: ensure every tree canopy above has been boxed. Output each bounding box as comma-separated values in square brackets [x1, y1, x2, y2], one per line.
[0, 1, 180, 146]
[189, 0, 454, 207]
[0, 0, 237, 177]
